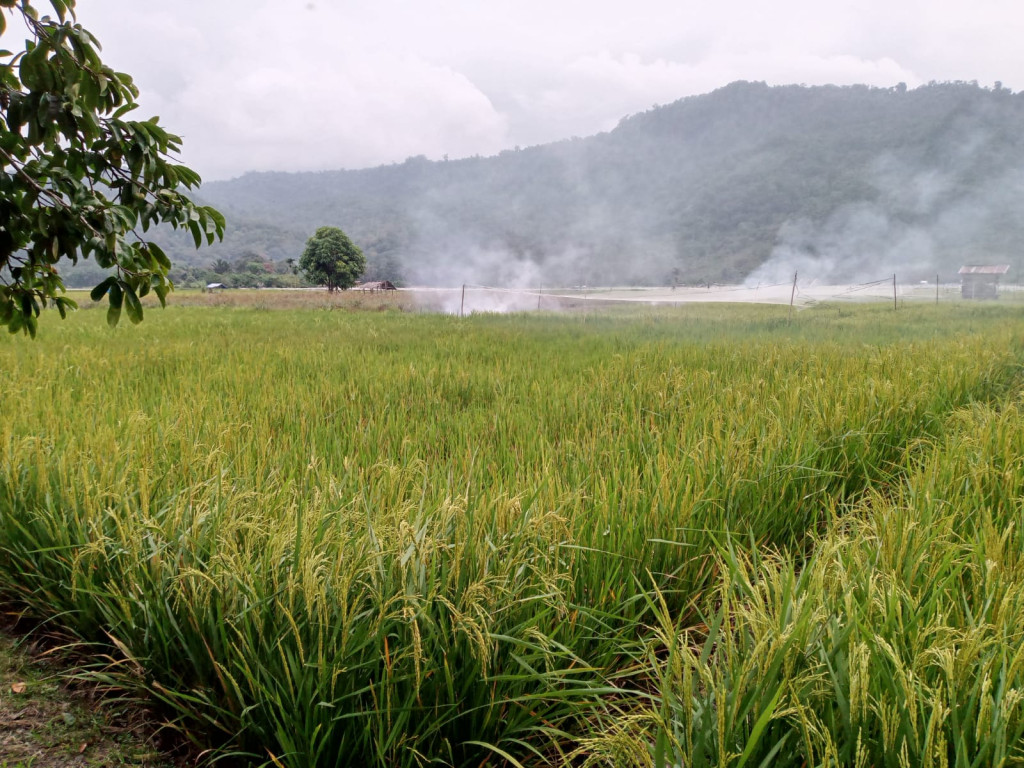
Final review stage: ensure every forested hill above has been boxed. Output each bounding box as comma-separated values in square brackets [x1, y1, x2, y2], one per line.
[154, 80, 1024, 287]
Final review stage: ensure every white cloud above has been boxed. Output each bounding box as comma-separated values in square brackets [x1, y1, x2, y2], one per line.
[501, 49, 920, 146]
[169, 49, 509, 178]
[46, 0, 1024, 179]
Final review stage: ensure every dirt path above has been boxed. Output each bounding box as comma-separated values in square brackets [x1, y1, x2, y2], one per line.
[0, 622, 180, 767]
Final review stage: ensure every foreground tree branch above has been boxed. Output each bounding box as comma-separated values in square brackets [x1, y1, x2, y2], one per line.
[0, 0, 224, 335]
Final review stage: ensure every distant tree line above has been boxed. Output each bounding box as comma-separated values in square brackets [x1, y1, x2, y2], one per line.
[61, 252, 308, 290]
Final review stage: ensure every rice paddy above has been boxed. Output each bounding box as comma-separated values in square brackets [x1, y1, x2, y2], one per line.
[1, 299, 1023, 766]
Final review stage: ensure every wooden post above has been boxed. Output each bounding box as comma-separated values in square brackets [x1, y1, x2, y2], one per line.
[460, 284, 465, 318]
[936, 274, 939, 305]
[788, 271, 798, 322]
[537, 285, 542, 311]
[893, 274, 897, 311]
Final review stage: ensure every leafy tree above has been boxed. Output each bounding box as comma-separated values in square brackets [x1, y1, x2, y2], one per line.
[298, 226, 365, 291]
[0, 0, 224, 336]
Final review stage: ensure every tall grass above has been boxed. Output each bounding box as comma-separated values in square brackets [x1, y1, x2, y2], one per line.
[639, 395, 1024, 767]
[0, 302, 1022, 765]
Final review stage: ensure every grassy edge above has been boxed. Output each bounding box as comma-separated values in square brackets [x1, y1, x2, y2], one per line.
[0, 610, 185, 768]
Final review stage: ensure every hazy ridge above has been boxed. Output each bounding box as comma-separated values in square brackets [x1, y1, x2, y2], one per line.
[154, 80, 1024, 286]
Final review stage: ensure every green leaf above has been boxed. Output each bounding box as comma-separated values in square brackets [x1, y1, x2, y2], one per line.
[18, 46, 39, 91]
[207, 206, 226, 235]
[153, 281, 169, 308]
[123, 284, 143, 324]
[735, 684, 786, 768]
[188, 219, 202, 248]
[106, 281, 123, 328]
[148, 240, 171, 271]
[654, 726, 668, 768]
[90, 275, 116, 302]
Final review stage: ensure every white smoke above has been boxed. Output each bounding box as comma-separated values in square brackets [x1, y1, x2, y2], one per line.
[404, 243, 587, 314]
[746, 203, 936, 285]
[747, 146, 1024, 286]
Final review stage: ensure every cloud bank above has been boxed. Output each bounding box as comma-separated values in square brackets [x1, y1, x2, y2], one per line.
[61, 0, 1024, 179]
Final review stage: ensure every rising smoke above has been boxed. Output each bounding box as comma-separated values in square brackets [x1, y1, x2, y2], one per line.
[747, 136, 1024, 286]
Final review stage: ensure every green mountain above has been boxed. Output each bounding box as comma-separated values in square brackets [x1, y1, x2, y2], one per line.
[149, 80, 1024, 286]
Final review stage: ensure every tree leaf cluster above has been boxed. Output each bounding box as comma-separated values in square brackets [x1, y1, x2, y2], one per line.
[1, 0, 224, 335]
[298, 225, 366, 291]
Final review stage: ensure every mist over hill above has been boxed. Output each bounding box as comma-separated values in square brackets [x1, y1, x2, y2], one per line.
[147, 80, 1024, 287]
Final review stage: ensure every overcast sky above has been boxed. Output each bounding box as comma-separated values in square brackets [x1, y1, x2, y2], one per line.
[47, 0, 1024, 180]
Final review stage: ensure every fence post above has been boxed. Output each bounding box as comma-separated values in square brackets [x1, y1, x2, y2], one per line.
[893, 274, 897, 311]
[789, 271, 798, 323]
[460, 284, 465, 318]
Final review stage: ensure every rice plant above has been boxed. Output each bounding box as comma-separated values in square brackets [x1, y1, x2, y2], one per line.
[641, 395, 1024, 768]
[0, 301, 1022, 766]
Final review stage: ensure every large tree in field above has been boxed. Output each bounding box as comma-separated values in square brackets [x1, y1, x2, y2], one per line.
[299, 226, 366, 292]
[0, 0, 224, 336]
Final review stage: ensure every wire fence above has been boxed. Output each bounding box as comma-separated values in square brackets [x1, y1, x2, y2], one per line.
[426, 274, 996, 315]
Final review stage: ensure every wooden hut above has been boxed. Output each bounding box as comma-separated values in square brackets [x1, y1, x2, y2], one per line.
[959, 265, 1010, 299]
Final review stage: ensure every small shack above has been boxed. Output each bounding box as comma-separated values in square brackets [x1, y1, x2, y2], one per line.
[959, 265, 1010, 299]
[353, 280, 397, 292]
[204, 282, 228, 292]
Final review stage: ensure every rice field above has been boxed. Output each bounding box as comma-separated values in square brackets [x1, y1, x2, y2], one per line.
[1, 300, 1023, 767]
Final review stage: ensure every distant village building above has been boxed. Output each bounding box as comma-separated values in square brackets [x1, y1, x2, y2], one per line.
[205, 282, 228, 292]
[353, 281, 397, 292]
[959, 265, 1010, 299]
